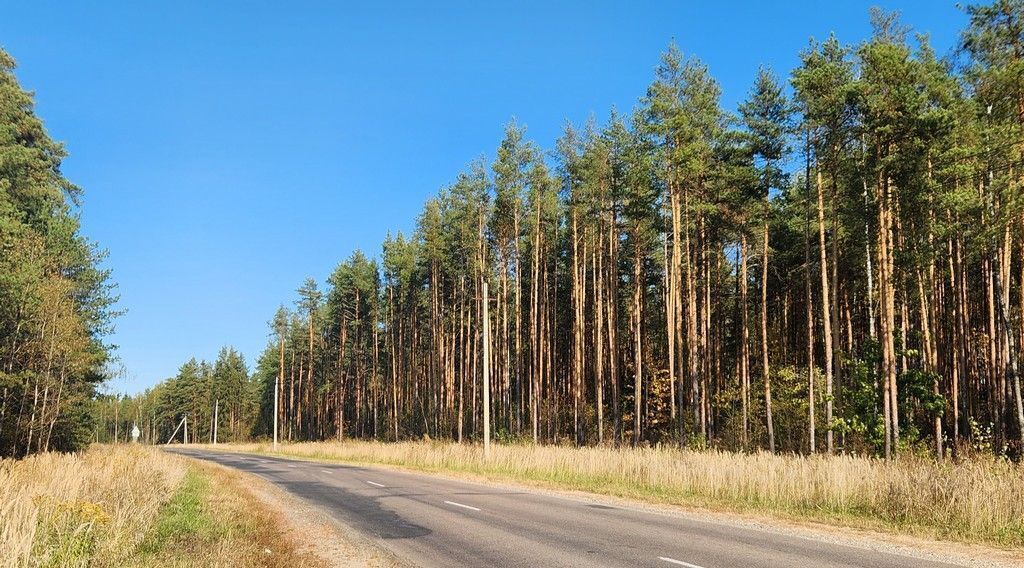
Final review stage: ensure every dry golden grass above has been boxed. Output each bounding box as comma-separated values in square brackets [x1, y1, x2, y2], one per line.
[190, 460, 398, 568]
[208, 440, 1024, 547]
[0, 444, 333, 568]
[132, 461, 329, 568]
[0, 444, 186, 568]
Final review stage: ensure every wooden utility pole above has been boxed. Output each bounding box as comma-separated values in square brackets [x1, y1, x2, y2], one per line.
[483, 281, 491, 458]
[165, 415, 186, 445]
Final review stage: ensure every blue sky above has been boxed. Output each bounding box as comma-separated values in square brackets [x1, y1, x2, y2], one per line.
[0, 1, 967, 394]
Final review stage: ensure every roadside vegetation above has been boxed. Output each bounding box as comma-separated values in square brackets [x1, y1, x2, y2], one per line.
[205, 440, 1024, 548]
[101, 0, 1024, 470]
[3, 0, 1024, 559]
[1, 445, 184, 567]
[0, 445, 325, 568]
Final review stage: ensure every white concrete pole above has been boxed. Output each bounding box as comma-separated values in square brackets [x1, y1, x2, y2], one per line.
[274, 373, 279, 451]
[483, 280, 491, 459]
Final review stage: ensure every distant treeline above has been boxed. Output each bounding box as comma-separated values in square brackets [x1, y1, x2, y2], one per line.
[94, 347, 252, 445]
[109, 2, 1023, 459]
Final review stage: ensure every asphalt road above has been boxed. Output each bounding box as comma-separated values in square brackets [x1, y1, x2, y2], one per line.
[167, 448, 960, 568]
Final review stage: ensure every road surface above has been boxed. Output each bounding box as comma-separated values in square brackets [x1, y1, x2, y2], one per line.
[168, 448, 960, 568]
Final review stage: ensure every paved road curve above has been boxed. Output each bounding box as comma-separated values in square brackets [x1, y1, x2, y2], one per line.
[168, 448, 959, 568]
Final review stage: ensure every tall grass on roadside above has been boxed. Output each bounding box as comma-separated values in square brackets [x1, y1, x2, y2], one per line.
[210, 440, 1024, 546]
[0, 445, 186, 568]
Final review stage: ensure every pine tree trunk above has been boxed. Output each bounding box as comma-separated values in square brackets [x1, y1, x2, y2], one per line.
[806, 166, 816, 454]
[572, 211, 583, 444]
[670, 188, 686, 447]
[815, 170, 834, 453]
[608, 213, 621, 445]
[995, 233, 1024, 448]
[685, 189, 699, 446]
[877, 171, 899, 458]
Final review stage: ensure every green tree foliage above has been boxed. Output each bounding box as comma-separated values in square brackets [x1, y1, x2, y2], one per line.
[95, 348, 255, 445]
[0, 49, 117, 456]
[101, 1, 1024, 459]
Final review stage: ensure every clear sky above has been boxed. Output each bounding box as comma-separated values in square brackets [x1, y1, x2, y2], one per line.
[0, 1, 967, 395]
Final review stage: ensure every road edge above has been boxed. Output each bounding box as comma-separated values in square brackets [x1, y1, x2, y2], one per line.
[182, 452, 406, 568]
[184, 445, 1023, 568]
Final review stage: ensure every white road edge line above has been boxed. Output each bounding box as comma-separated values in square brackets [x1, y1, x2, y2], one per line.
[444, 500, 480, 512]
[365, 481, 385, 488]
[658, 557, 704, 568]
[321, 470, 332, 474]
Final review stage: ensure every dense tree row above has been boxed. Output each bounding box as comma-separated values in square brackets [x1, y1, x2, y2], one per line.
[0, 49, 117, 457]
[95, 347, 253, 445]
[134, 2, 1024, 459]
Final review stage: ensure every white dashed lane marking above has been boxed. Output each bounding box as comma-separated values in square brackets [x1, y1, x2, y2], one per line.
[444, 500, 480, 512]
[659, 557, 705, 568]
